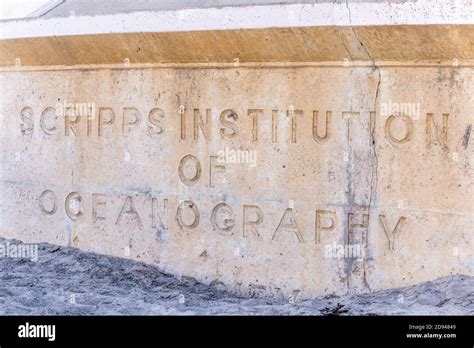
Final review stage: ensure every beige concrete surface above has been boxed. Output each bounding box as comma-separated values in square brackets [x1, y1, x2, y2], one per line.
[0, 0, 473, 299]
[0, 65, 472, 297]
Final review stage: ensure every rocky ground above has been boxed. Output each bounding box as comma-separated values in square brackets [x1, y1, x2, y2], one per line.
[0, 238, 472, 315]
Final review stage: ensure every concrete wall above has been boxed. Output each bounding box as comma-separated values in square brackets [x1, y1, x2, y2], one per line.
[0, 0, 472, 298]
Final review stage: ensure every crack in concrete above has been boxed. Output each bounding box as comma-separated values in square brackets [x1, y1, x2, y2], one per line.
[345, 0, 373, 62]
[343, 68, 355, 293]
[362, 67, 382, 294]
[369, 68, 381, 214]
[334, 27, 354, 61]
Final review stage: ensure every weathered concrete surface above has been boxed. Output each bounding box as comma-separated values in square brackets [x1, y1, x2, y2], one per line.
[0, 238, 472, 315]
[0, 65, 472, 298]
[1, 1, 474, 67]
[2, 25, 474, 67]
[0, 0, 473, 300]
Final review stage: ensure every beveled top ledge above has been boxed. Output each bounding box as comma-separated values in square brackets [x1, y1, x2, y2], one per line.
[0, 0, 473, 68]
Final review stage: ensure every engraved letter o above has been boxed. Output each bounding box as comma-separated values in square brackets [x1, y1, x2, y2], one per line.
[176, 201, 200, 229]
[385, 115, 413, 145]
[178, 154, 201, 186]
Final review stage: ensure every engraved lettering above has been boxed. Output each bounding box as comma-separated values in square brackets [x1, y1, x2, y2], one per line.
[115, 196, 143, 228]
[176, 200, 200, 229]
[40, 107, 58, 135]
[248, 109, 263, 141]
[20, 106, 34, 135]
[178, 154, 201, 186]
[209, 155, 226, 188]
[98, 107, 115, 136]
[92, 193, 107, 221]
[243, 205, 263, 239]
[385, 115, 413, 145]
[287, 109, 303, 143]
[426, 113, 449, 149]
[312, 111, 332, 143]
[65, 191, 83, 220]
[315, 210, 336, 244]
[64, 107, 81, 136]
[211, 203, 235, 233]
[219, 109, 238, 138]
[273, 208, 304, 243]
[193, 108, 211, 140]
[379, 214, 406, 251]
[152, 198, 169, 230]
[348, 213, 369, 247]
[39, 190, 57, 215]
[122, 107, 141, 135]
[342, 111, 360, 142]
[148, 108, 165, 137]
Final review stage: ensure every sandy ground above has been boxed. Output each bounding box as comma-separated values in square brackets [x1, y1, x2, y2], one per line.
[0, 238, 472, 315]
